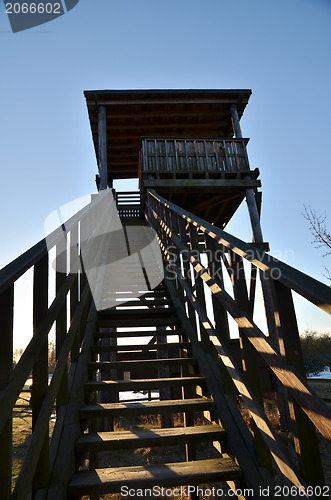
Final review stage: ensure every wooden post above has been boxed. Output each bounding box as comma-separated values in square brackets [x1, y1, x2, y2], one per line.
[0, 285, 14, 500]
[228, 250, 273, 474]
[70, 223, 80, 363]
[98, 105, 108, 191]
[56, 235, 68, 408]
[32, 253, 49, 494]
[230, 104, 243, 139]
[244, 180, 291, 430]
[273, 281, 325, 486]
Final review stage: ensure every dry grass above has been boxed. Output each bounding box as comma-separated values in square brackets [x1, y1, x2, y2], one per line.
[11, 386, 55, 492]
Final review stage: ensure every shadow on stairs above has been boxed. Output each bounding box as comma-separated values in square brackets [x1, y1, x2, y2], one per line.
[67, 282, 242, 500]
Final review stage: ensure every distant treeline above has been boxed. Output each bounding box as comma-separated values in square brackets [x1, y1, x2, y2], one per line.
[13, 341, 56, 374]
[300, 330, 331, 376]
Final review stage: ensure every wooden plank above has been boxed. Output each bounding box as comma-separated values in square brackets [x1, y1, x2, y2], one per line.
[98, 307, 175, 318]
[229, 104, 243, 139]
[32, 254, 49, 493]
[273, 280, 325, 486]
[97, 317, 180, 328]
[88, 357, 198, 370]
[85, 376, 205, 392]
[70, 223, 80, 363]
[80, 398, 215, 419]
[76, 425, 226, 452]
[95, 329, 183, 338]
[98, 105, 107, 190]
[56, 236, 68, 409]
[100, 298, 171, 307]
[144, 179, 261, 189]
[68, 457, 241, 495]
[147, 190, 331, 315]
[91, 341, 191, 353]
[0, 285, 13, 500]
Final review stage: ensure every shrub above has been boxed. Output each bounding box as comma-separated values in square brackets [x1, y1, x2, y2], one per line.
[300, 330, 331, 376]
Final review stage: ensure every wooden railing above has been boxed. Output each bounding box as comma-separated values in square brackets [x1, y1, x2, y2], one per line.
[145, 189, 331, 495]
[0, 192, 112, 499]
[140, 138, 250, 175]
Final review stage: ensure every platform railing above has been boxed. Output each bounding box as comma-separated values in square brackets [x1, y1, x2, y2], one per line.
[0, 191, 113, 499]
[140, 138, 250, 175]
[145, 189, 331, 495]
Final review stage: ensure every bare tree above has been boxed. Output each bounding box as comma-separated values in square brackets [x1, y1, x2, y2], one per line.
[303, 205, 331, 281]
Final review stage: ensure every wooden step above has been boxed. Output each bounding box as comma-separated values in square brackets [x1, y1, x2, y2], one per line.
[85, 376, 205, 392]
[91, 341, 192, 353]
[68, 457, 241, 496]
[80, 397, 215, 419]
[75, 424, 226, 452]
[97, 317, 180, 328]
[88, 357, 198, 370]
[97, 308, 176, 320]
[95, 329, 184, 338]
[102, 298, 172, 307]
[105, 290, 168, 299]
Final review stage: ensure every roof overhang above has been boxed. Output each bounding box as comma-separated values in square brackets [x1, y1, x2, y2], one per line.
[84, 89, 252, 180]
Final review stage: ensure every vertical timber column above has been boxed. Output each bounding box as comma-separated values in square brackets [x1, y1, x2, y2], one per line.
[98, 105, 108, 191]
[0, 285, 14, 500]
[230, 103, 290, 430]
[56, 235, 68, 408]
[230, 103, 278, 340]
[32, 254, 49, 494]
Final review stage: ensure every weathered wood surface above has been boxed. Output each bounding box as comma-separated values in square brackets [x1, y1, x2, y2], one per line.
[147, 190, 331, 314]
[80, 397, 215, 419]
[91, 341, 191, 353]
[97, 317, 180, 328]
[142, 138, 250, 174]
[85, 376, 205, 392]
[147, 200, 331, 440]
[98, 105, 107, 190]
[94, 328, 183, 338]
[88, 357, 198, 370]
[68, 457, 241, 495]
[76, 425, 226, 452]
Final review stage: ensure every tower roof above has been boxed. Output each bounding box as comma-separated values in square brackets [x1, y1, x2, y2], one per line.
[84, 89, 252, 180]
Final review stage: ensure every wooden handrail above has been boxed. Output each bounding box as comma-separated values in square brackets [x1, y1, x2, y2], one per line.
[147, 190, 331, 315]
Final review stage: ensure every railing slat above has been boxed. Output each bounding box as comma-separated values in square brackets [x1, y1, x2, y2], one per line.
[140, 138, 250, 176]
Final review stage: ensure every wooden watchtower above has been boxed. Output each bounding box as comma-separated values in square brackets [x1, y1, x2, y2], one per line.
[1, 89, 330, 500]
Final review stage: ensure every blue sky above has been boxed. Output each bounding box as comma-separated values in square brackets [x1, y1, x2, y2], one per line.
[1, 0, 331, 343]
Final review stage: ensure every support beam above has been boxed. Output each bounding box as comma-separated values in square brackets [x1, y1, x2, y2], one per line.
[98, 106, 108, 190]
[230, 104, 243, 139]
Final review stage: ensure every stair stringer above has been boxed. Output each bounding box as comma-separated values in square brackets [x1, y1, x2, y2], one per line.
[165, 276, 276, 499]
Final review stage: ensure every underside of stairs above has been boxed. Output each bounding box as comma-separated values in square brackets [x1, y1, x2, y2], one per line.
[65, 282, 243, 499]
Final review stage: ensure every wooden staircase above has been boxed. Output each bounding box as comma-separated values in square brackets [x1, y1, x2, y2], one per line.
[67, 283, 242, 499]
